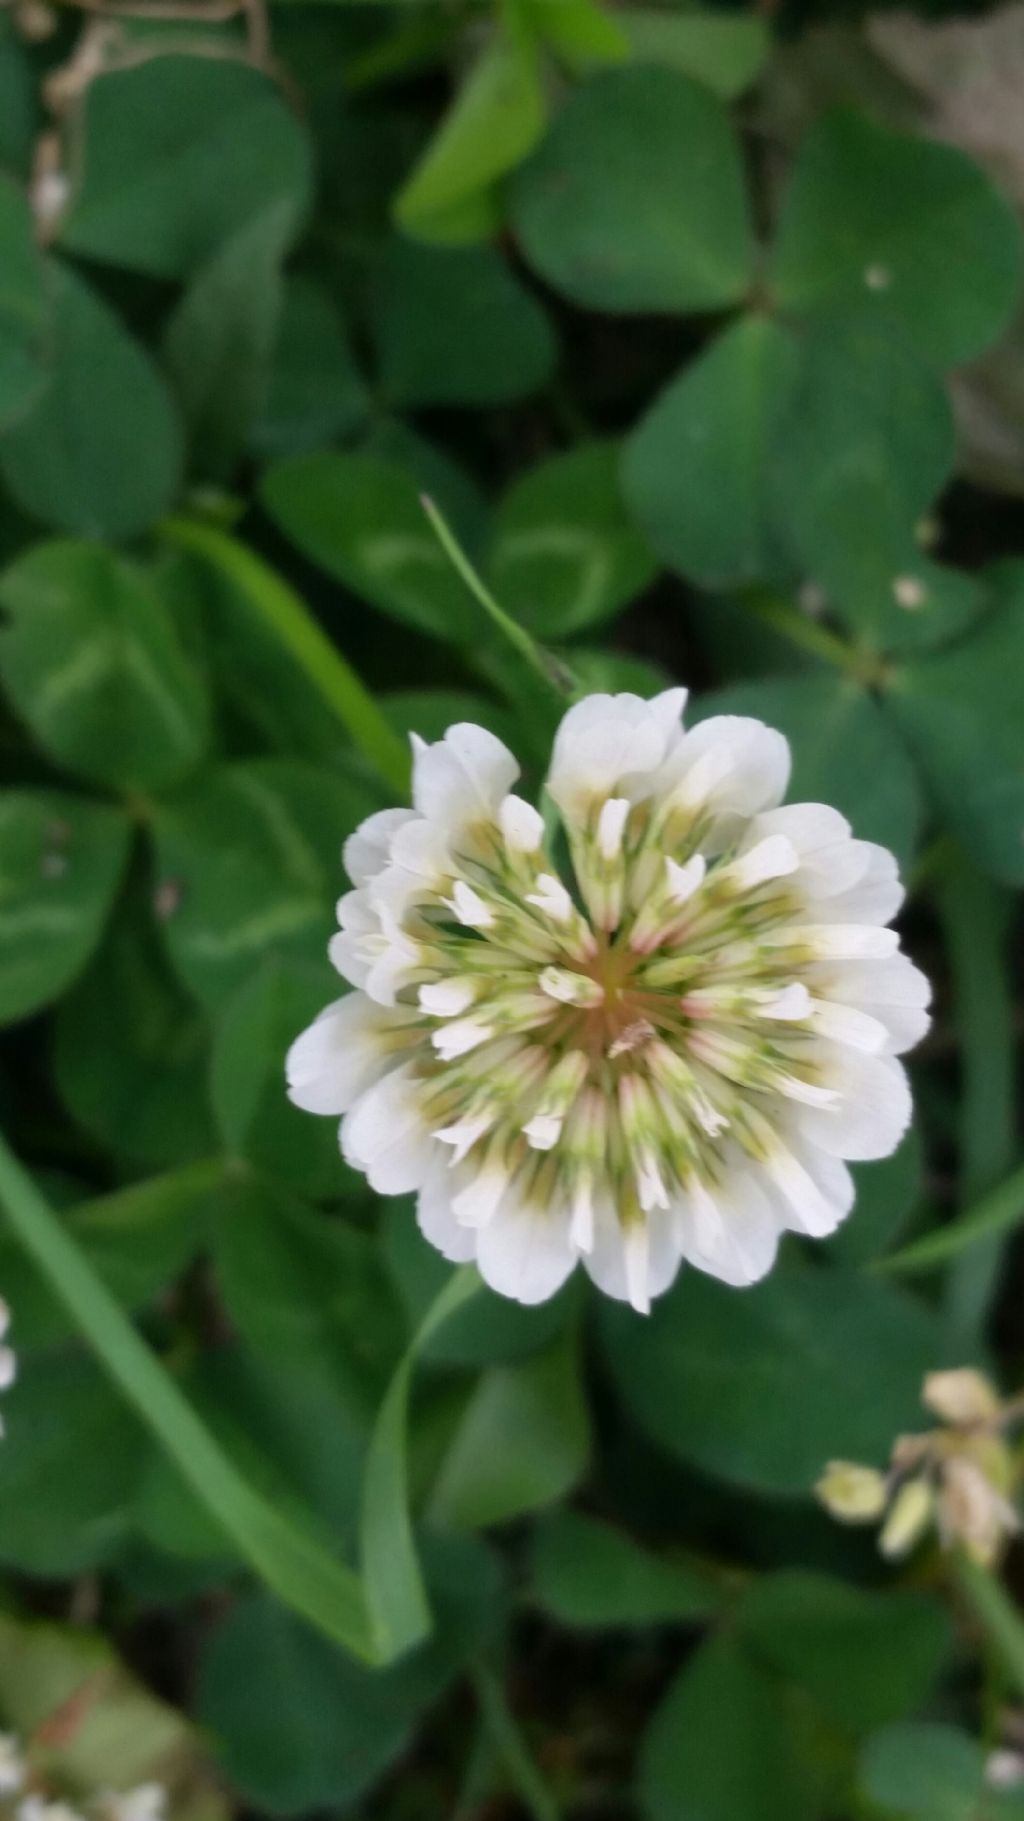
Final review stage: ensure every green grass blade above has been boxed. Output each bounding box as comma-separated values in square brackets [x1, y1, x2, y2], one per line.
[877, 1161, 1024, 1277]
[360, 1263, 481, 1659]
[0, 1132, 377, 1662]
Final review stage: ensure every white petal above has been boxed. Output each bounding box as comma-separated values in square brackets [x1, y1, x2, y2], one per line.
[795, 1052, 912, 1162]
[724, 834, 798, 890]
[761, 1136, 855, 1238]
[665, 853, 706, 904]
[432, 1016, 495, 1061]
[824, 953, 931, 1010]
[341, 1064, 434, 1194]
[526, 874, 574, 923]
[677, 1170, 781, 1286]
[584, 1199, 682, 1306]
[662, 716, 791, 818]
[411, 723, 519, 827]
[476, 1194, 577, 1305]
[0, 1347, 16, 1392]
[344, 808, 417, 887]
[452, 1160, 509, 1228]
[419, 977, 476, 1017]
[499, 793, 545, 853]
[808, 999, 889, 1054]
[448, 879, 494, 928]
[768, 924, 899, 961]
[434, 1115, 492, 1165]
[286, 994, 398, 1115]
[547, 690, 686, 819]
[874, 1004, 931, 1054]
[755, 983, 812, 1021]
[813, 842, 904, 924]
[417, 1156, 477, 1263]
[752, 802, 851, 855]
[597, 796, 631, 859]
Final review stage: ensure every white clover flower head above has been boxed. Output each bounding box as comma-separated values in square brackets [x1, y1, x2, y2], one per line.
[287, 691, 929, 1312]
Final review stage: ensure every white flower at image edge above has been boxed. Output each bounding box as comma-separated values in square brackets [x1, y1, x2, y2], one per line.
[287, 691, 929, 1313]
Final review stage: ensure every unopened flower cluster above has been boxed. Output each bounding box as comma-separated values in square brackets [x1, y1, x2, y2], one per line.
[0, 1734, 163, 1821]
[817, 1368, 1022, 1565]
[289, 690, 928, 1311]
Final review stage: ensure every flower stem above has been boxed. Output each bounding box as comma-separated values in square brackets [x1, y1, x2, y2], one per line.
[471, 1663, 562, 1821]
[420, 494, 578, 702]
[953, 1550, 1024, 1704]
[738, 588, 882, 683]
[160, 515, 410, 794]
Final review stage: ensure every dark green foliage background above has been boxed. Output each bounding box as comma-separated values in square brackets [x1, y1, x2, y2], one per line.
[1, 0, 1024, 1815]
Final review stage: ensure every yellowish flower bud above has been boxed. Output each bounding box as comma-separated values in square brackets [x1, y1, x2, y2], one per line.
[923, 1368, 1001, 1428]
[815, 1461, 888, 1523]
[880, 1476, 935, 1559]
[940, 1456, 1020, 1566]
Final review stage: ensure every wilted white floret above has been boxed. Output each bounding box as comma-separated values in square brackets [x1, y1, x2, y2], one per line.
[287, 691, 929, 1312]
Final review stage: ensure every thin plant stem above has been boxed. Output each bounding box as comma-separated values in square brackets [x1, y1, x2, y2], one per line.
[738, 588, 883, 683]
[953, 1550, 1024, 1704]
[471, 1663, 562, 1821]
[420, 494, 578, 702]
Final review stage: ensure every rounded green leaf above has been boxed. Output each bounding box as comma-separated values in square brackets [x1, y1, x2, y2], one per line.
[858, 1723, 989, 1821]
[771, 108, 1022, 368]
[693, 674, 923, 866]
[197, 1535, 503, 1812]
[641, 1635, 815, 1821]
[621, 9, 770, 98]
[429, 1329, 590, 1530]
[251, 277, 369, 461]
[150, 758, 379, 1008]
[737, 1572, 951, 1734]
[0, 790, 129, 1025]
[260, 452, 479, 642]
[0, 539, 208, 790]
[373, 237, 556, 409]
[531, 1511, 720, 1630]
[0, 264, 183, 539]
[490, 441, 656, 635]
[510, 66, 754, 313]
[210, 958, 353, 1198]
[885, 567, 1024, 884]
[0, 174, 51, 430]
[0, 1348, 147, 1575]
[163, 200, 296, 485]
[59, 56, 312, 279]
[53, 897, 216, 1170]
[212, 1179, 404, 1410]
[395, 32, 545, 243]
[624, 316, 800, 588]
[599, 1259, 939, 1495]
[769, 309, 956, 568]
